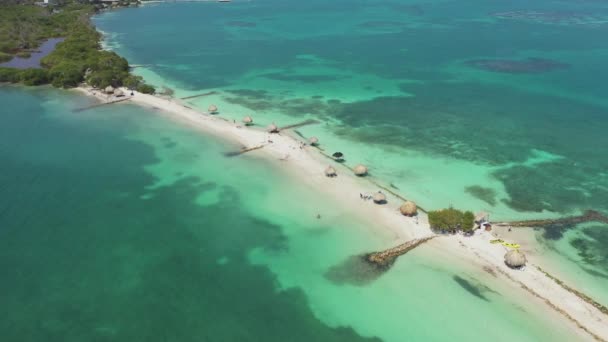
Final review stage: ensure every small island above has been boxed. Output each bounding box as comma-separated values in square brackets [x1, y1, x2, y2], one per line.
[0, 0, 154, 93]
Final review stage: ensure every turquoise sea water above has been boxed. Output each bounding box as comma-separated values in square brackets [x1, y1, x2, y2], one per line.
[0, 87, 584, 340]
[93, 0, 608, 307]
[2, 0, 608, 340]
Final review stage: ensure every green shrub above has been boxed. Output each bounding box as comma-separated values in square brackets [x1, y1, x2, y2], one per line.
[428, 208, 475, 232]
[20, 68, 49, 86]
[122, 74, 143, 89]
[49, 62, 83, 88]
[137, 83, 156, 94]
[0, 67, 21, 83]
[0, 52, 12, 63]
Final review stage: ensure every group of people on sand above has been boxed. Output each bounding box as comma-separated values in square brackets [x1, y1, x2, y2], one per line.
[359, 190, 382, 201]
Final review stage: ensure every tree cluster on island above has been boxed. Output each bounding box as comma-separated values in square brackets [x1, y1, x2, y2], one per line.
[0, 0, 155, 93]
[427, 207, 475, 234]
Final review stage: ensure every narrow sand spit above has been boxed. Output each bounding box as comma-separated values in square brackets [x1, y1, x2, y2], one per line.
[76, 87, 608, 341]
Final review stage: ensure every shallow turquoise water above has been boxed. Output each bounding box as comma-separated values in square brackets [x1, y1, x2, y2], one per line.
[0, 86, 585, 341]
[93, 0, 608, 306]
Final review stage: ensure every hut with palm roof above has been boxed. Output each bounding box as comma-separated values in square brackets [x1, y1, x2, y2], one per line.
[308, 136, 319, 146]
[373, 192, 387, 204]
[208, 104, 219, 114]
[242, 116, 253, 126]
[104, 85, 115, 94]
[267, 123, 279, 133]
[399, 201, 418, 216]
[354, 164, 368, 176]
[324, 166, 337, 177]
[504, 250, 527, 269]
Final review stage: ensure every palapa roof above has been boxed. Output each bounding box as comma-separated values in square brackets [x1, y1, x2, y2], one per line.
[399, 201, 417, 216]
[504, 249, 526, 268]
[353, 164, 368, 176]
[373, 192, 386, 204]
[242, 116, 253, 124]
[208, 104, 218, 113]
[267, 123, 279, 133]
[104, 85, 115, 93]
[324, 166, 337, 176]
[308, 136, 319, 145]
[114, 89, 124, 96]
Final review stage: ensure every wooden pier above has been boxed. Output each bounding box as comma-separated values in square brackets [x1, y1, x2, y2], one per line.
[72, 97, 131, 113]
[223, 145, 265, 157]
[278, 119, 319, 131]
[180, 91, 217, 100]
[494, 210, 608, 228]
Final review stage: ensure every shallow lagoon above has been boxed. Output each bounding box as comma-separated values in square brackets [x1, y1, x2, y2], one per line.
[0, 38, 64, 69]
[0, 86, 584, 341]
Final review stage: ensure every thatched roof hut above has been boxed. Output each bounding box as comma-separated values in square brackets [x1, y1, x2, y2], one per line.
[114, 89, 124, 97]
[104, 85, 115, 94]
[208, 104, 219, 114]
[324, 166, 337, 177]
[475, 211, 489, 223]
[267, 123, 279, 133]
[353, 164, 368, 176]
[373, 192, 386, 204]
[308, 136, 319, 146]
[504, 250, 526, 268]
[399, 201, 418, 216]
[242, 116, 253, 125]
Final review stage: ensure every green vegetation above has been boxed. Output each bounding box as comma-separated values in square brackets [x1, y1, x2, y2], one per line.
[0, 1, 154, 93]
[428, 208, 475, 233]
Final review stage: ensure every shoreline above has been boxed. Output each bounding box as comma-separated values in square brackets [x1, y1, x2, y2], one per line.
[75, 86, 608, 341]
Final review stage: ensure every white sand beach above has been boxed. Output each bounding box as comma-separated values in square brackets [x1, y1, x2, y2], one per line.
[77, 87, 608, 341]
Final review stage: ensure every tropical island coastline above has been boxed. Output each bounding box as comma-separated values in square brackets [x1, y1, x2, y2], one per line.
[2, 0, 608, 340]
[78, 84, 608, 341]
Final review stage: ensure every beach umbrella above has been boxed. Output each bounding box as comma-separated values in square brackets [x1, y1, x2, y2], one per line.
[353, 164, 368, 176]
[242, 116, 253, 125]
[324, 166, 337, 177]
[267, 123, 279, 133]
[308, 136, 319, 146]
[504, 250, 526, 268]
[399, 201, 418, 216]
[373, 192, 386, 204]
[104, 85, 115, 94]
[332, 152, 344, 162]
[208, 104, 219, 114]
[113, 89, 124, 97]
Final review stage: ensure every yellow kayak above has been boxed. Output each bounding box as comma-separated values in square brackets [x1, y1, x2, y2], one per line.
[489, 239, 520, 249]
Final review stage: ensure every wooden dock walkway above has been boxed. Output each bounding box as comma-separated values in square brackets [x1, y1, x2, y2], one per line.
[223, 145, 265, 157]
[495, 210, 608, 228]
[72, 97, 131, 113]
[180, 91, 217, 100]
[278, 119, 319, 131]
